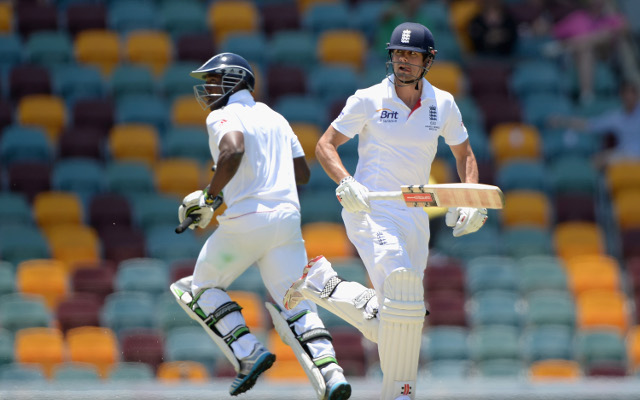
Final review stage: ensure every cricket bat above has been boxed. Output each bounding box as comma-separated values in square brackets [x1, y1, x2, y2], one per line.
[369, 183, 504, 209]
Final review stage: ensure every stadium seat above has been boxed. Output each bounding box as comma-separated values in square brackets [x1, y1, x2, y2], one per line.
[267, 65, 307, 103]
[425, 291, 467, 327]
[268, 31, 317, 71]
[175, 32, 215, 63]
[16, 259, 69, 309]
[510, 60, 566, 100]
[55, 292, 102, 333]
[522, 93, 573, 129]
[44, 224, 101, 270]
[467, 60, 512, 98]
[524, 290, 576, 329]
[100, 291, 157, 336]
[0, 193, 32, 227]
[71, 98, 115, 133]
[170, 96, 209, 127]
[434, 224, 505, 261]
[554, 193, 597, 223]
[155, 292, 199, 333]
[466, 256, 518, 295]
[553, 221, 606, 261]
[162, 126, 211, 163]
[468, 325, 520, 362]
[52, 362, 100, 382]
[88, 193, 132, 231]
[0, 124, 53, 167]
[99, 225, 147, 264]
[303, 2, 350, 35]
[164, 326, 220, 375]
[275, 95, 328, 127]
[65, 3, 107, 37]
[317, 30, 367, 70]
[501, 190, 552, 229]
[422, 326, 469, 362]
[105, 161, 156, 196]
[0, 223, 51, 265]
[156, 360, 209, 382]
[302, 222, 354, 260]
[0, 262, 15, 296]
[15, 3, 58, 37]
[547, 156, 599, 196]
[58, 127, 106, 161]
[477, 359, 526, 378]
[606, 159, 640, 200]
[261, 2, 300, 37]
[468, 290, 521, 327]
[108, 0, 157, 34]
[71, 267, 114, 303]
[8, 64, 52, 101]
[130, 194, 181, 234]
[330, 326, 367, 376]
[541, 128, 601, 162]
[108, 123, 159, 166]
[0, 328, 14, 366]
[576, 329, 627, 371]
[522, 325, 574, 363]
[14, 327, 65, 378]
[108, 362, 155, 381]
[0, 35, 22, 71]
[627, 325, 640, 371]
[0, 293, 51, 333]
[124, 31, 172, 77]
[159, 0, 207, 39]
[518, 254, 568, 293]
[489, 123, 541, 166]
[110, 64, 156, 101]
[115, 95, 169, 135]
[227, 290, 265, 333]
[66, 326, 119, 377]
[120, 329, 165, 372]
[426, 62, 465, 97]
[0, 363, 46, 382]
[74, 29, 120, 76]
[160, 62, 200, 101]
[207, 0, 259, 46]
[115, 263, 170, 298]
[33, 191, 84, 230]
[565, 254, 621, 296]
[496, 160, 547, 193]
[308, 65, 360, 106]
[613, 189, 640, 232]
[422, 359, 472, 379]
[424, 258, 465, 296]
[529, 359, 581, 381]
[24, 31, 73, 68]
[219, 32, 268, 68]
[0, 100, 13, 132]
[17, 94, 67, 142]
[53, 64, 105, 107]
[265, 329, 307, 381]
[503, 226, 554, 259]
[576, 290, 629, 335]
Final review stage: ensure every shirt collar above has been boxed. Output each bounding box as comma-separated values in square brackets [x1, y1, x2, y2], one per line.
[385, 75, 435, 103]
[226, 89, 255, 106]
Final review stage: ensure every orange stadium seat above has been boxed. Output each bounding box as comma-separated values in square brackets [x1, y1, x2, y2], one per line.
[66, 326, 119, 377]
[490, 123, 541, 166]
[606, 159, 640, 200]
[44, 224, 101, 270]
[501, 190, 551, 229]
[124, 31, 172, 77]
[108, 123, 159, 166]
[297, 0, 339, 14]
[14, 327, 66, 378]
[576, 290, 629, 335]
[627, 325, 640, 371]
[17, 94, 67, 142]
[16, 259, 69, 310]
[157, 361, 209, 382]
[302, 222, 354, 260]
[0, 2, 12, 33]
[208, 1, 259, 46]
[613, 189, 640, 232]
[33, 191, 83, 230]
[317, 30, 367, 70]
[74, 29, 120, 76]
[553, 221, 605, 261]
[264, 329, 307, 381]
[227, 290, 265, 333]
[171, 96, 209, 127]
[155, 158, 201, 197]
[290, 122, 321, 162]
[565, 255, 621, 296]
[529, 359, 581, 381]
[448, 0, 481, 52]
[430, 158, 454, 184]
[427, 62, 464, 97]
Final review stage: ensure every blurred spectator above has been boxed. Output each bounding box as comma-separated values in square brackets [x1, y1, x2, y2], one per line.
[548, 81, 640, 166]
[551, 0, 640, 104]
[467, 0, 518, 56]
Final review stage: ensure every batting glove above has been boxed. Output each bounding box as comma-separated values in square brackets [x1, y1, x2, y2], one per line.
[178, 189, 222, 230]
[336, 176, 370, 213]
[445, 207, 488, 237]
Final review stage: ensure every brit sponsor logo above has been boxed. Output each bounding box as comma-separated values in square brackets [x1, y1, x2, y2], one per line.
[377, 108, 399, 123]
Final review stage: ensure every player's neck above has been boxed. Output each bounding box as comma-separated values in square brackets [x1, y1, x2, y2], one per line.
[395, 80, 422, 110]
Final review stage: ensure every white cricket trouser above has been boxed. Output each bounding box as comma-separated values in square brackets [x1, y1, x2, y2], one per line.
[341, 202, 431, 298]
[192, 200, 334, 359]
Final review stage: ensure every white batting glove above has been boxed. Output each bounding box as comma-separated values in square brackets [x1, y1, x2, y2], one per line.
[445, 207, 488, 237]
[336, 176, 370, 213]
[178, 190, 215, 230]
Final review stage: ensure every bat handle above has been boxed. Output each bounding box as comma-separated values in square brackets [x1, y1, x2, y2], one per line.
[175, 216, 195, 234]
[368, 191, 403, 201]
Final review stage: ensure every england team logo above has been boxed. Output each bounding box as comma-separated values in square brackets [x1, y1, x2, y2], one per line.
[401, 29, 411, 43]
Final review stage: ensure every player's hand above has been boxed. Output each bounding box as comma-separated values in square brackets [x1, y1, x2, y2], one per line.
[178, 190, 215, 230]
[445, 207, 488, 237]
[336, 176, 370, 213]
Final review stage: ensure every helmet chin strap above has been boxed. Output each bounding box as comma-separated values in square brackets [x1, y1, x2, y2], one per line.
[386, 60, 426, 90]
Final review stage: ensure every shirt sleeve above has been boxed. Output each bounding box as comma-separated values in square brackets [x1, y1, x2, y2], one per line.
[331, 92, 367, 138]
[206, 110, 244, 146]
[441, 97, 469, 146]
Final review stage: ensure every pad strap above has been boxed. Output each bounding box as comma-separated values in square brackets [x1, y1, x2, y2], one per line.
[320, 276, 343, 298]
[297, 328, 333, 345]
[313, 355, 338, 370]
[223, 325, 251, 346]
[203, 301, 243, 327]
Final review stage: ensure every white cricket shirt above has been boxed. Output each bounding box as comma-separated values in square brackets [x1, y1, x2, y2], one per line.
[205, 90, 305, 217]
[332, 76, 468, 192]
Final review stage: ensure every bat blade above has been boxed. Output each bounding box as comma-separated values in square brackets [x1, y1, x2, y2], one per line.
[370, 183, 505, 209]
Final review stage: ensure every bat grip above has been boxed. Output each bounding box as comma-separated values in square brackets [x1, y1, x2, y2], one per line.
[368, 191, 403, 201]
[175, 216, 195, 234]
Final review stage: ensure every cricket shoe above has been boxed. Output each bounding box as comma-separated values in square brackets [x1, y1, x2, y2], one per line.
[324, 368, 351, 400]
[229, 343, 276, 396]
[283, 255, 324, 310]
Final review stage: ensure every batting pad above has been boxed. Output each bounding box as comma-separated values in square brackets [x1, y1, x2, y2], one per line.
[378, 269, 426, 400]
[265, 303, 326, 400]
[170, 276, 240, 372]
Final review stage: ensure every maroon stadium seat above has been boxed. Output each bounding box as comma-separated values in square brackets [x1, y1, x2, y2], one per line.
[261, 3, 300, 37]
[425, 290, 467, 327]
[16, 3, 58, 37]
[176, 33, 215, 62]
[330, 326, 367, 376]
[89, 194, 132, 230]
[71, 98, 114, 133]
[120, 329, 165, 372]
[71, 267, 115, 304]
[56, 292, 102, 333]
[0, 100, 13, 133]
[57, 126, 106, 160]
[9, 65, 51, 100]
[98, 225, 146, 265]
[424, 261, 466, 296]
[8, 162, 52, 202]
[554, 193, 596, 223]
[65, 3, 107, 37]
[266, 65, 306, 102]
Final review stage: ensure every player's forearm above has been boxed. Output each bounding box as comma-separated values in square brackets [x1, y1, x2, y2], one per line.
[455, 151, 479, 184]
[316, 139, 350, 184]
[207, 149, 243, 196]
